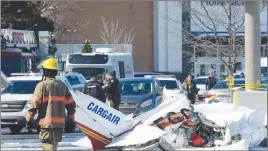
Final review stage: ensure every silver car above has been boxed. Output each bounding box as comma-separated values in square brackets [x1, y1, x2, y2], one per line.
[119, 78, 162, 116]
[193, 76, 223, 100]
[204, 78, 267, 104]
[204, 81, 232, 104]
[63, 72, 87, 92]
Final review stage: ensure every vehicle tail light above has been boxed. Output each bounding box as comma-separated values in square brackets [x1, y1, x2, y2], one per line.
[205, 93, 215, 99]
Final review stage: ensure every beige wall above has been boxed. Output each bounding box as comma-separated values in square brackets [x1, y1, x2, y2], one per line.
[55, 2, 154, 72]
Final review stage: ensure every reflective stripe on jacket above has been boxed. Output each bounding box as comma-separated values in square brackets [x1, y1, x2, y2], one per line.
[27, 77, 76, 128]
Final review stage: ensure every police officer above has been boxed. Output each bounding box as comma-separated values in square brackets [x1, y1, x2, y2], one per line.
[26, 58, 76, 151]
[102, 72, 121, 110]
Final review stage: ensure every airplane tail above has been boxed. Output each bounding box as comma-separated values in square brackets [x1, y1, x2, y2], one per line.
[71, 91, 142, 150]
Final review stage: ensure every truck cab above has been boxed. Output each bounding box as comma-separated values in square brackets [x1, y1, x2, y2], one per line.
[1, 29, 38, 77]
[1, 51, 37, 77]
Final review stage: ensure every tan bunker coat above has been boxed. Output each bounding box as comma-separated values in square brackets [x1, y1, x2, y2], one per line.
[27, 78, 76, 129]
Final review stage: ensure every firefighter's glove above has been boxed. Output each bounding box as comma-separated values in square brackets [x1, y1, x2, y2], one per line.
[26, 120, 34, 133]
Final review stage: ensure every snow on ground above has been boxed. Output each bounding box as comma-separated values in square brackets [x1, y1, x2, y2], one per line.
[72, 136, 92, 148]
[107, 124, 164, 148]
[193, 102, 235, 116]
[1, 128, 92, 150]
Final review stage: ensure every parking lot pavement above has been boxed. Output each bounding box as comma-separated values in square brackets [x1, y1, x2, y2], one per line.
[1, 127, 91, 150]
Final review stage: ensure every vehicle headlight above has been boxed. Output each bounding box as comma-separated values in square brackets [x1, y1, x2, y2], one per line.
[140, 99, 153, 108]
[25, 101, 32, 108]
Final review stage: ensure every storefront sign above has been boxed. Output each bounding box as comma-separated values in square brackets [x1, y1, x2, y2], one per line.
[201, 1, 245, 6]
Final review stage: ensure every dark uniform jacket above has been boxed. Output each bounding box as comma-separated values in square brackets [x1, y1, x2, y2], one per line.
[103, 77, 121, 104]
[206, 77, 217, 90]
[84, 80, 106, 103]
[27, 77, 76, 129]
[186, 80, 198, 104]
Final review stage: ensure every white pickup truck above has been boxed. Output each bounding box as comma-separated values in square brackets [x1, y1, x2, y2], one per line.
[1, 73, 74, 134]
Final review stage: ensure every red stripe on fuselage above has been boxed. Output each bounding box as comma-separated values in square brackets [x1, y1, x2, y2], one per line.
[75, 121, 112, 150]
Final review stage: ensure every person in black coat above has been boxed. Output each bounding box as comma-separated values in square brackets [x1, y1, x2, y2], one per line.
[185, 74, 198, 104]
[96, 74, 104, 86]
[102, 72, 121, 110]
[206, 73, 217, 90]
[84, 77, 106, 103]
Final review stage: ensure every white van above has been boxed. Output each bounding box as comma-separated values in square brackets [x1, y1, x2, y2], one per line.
[65, 48, 134, 80]
[1, 73, 74, 134]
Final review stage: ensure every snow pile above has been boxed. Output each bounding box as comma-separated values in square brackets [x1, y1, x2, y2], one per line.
[72, 124, 164, 149]
[71, 137, 92, 148]
[107, 124, 165, 148]
[214, 139, 249, 150]
[193, 102, 235, 116]
[206, 106, 254, 127]
[194, 103, 267, 148]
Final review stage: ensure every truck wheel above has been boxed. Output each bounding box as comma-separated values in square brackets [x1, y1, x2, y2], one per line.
[10, 126, 22, 134]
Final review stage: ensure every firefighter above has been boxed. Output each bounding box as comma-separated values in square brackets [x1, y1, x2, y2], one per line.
[102, 72, 121, 110]
[26, 58, 76, 151]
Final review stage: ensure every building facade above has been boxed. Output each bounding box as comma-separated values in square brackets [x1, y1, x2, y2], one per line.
[53, 1, 185, 74]
[189, 1, 268, 78]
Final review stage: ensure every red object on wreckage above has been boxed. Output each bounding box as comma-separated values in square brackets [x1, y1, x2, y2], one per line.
[191, 132, 203, 147]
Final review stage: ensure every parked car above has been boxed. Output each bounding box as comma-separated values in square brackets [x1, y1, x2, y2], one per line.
[1, 73, 75, 134]
[224, 77, 267, 88]
[144, 75, 183, 93]
[205, 78, 267, 104]
[119, 77, 162, 116]
[193, 76, 223, 100]
[63, 72, 87, 92]
[134, 72, 163, 77]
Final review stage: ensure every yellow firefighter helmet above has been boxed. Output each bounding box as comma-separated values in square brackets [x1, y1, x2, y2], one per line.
[42, 58, 59, 70]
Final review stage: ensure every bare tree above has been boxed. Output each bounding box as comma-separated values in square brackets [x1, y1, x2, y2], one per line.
[188, 1, 244, 77]
[35, 1, 85, 41]
[99, 17, 136, 53]
[168, 1, 266, 78]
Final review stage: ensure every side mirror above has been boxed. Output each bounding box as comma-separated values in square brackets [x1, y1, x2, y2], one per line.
[197, 88, 200, 91]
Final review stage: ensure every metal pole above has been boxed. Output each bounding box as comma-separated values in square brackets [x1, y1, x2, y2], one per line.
[194, 45, 196, 78]
[245, 1, 261, 90]
[267, 2, 268, 78]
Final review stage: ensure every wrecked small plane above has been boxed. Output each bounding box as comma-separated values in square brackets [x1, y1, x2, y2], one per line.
[72, 88, 267, 150]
